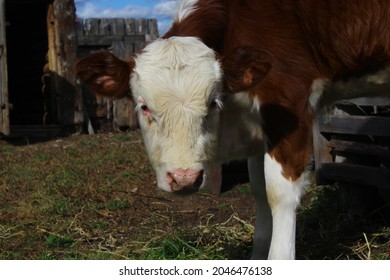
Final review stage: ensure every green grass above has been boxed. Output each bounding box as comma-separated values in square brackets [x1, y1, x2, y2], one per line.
[45, 233, 75, 249]
[1, 131, 389, 260]
[232, 185, 252, 195]
[138, 214, 254, 260]
[105, 199, 130, 211]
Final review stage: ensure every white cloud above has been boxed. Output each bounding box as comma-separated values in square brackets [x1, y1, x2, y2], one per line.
[152, 1, 177, 34]
[77, 2, 150, 19]
[152, 1, 177, 19]
[75, 1, 178, 34]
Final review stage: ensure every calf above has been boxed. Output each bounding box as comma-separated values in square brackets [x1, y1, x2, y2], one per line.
[77, 0, 390, 259]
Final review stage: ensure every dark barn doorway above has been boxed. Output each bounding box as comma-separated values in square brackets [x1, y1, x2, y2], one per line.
[5, 0, 53, 125]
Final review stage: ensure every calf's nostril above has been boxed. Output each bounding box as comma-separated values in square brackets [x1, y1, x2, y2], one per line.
[167, 169, 204, 192]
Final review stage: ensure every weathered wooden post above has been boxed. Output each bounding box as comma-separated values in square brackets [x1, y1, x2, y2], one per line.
[48, 0, 83, 128]
[0, 0, 9, 135]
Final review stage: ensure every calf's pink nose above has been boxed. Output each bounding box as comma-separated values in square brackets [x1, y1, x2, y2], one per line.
[167, 169, 204, 192]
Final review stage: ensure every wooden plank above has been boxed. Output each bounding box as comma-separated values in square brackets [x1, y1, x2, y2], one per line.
[111, 18, 125, 35]
[46, 4, 60, 123]
[124, 18, 136, 35]
[134, 18, 147, 35]
[313, 117, 334, 185]
[113, 97, 138, 130]
[147, 18, 159, 38]
[133, 40, 145, 52]
[99, 18, 111, 35]
[53, 0, 83, 125]
[336, 97, 390, 107]
[319, 115, 390, 137]
[123, 37, 135, 53]
[0, 0, 9, 135]
[109, 39, 138, 129]
[328, 139, 390, 158]
[75, 18, 84, 40]
[319, 163, 390, 189]
[78, 35, 144, 46]
[109, 40, 128, 60]
[84, 18, 100, 36]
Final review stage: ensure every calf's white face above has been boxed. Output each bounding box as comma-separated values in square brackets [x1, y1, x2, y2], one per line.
[76, 36, 264, 194]
[130, 37, 224, 193]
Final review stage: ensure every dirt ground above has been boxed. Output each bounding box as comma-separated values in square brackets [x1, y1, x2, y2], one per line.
[0, 131, 257, 259]
[0, 130, 389, 259]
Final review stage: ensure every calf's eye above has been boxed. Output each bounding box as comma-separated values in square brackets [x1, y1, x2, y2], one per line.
[209, 100, 218, 109]
[141, 104, 149, 112]
[209, 99, 222, 110]
[138, 103, 152, 117]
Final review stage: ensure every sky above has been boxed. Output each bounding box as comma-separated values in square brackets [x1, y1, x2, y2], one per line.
[74, 0, 179, 35]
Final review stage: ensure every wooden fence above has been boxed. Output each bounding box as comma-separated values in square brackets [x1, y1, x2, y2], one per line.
[76, 17, 159, 132]
[77, 18, 158, 54]
[313, 97, 390, 190]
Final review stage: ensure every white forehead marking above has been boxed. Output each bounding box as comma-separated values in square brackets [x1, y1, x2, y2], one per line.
[134, 36, 219, 73]
[131, 36, 222, 115]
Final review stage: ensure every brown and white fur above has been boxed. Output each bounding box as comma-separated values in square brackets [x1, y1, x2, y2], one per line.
[77, 0, 390, 259]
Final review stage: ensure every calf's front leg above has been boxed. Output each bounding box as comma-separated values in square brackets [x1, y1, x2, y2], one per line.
[260, 103, 311, 259]
[264, 153, 308, 260]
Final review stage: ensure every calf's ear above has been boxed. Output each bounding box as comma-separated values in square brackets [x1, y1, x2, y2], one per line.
[222, 46, 272, 93]
[76, 52, 134, 98]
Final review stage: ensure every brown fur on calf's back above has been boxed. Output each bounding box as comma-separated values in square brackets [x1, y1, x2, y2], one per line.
[296, 0, 390, 77]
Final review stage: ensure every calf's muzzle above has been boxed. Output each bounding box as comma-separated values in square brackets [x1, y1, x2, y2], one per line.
[167, 169, 204, 193]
